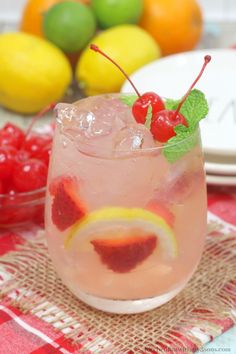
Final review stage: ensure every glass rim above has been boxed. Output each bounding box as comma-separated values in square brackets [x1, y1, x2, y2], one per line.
[62, 127, 200, 159]
[0, 186, 46, 200]
[56, 93, 201, 159]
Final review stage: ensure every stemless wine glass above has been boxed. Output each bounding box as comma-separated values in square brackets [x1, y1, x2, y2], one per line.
[45, 93, 207, 314]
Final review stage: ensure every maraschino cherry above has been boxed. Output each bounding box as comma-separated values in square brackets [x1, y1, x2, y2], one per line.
[0, 146, 16, 179]
[0, 123, 25, 149]
[90, 44, 165, 124]
[151, 55, 211, 142]
[13, 159, 48, 193]
[0, 103, 55, 194]
[90, 44, 211, 143]
[133, 92, 165, 124]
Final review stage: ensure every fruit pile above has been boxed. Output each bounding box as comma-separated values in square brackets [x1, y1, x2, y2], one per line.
[0, 0, 204, 115]
[0, 113, 54, 227]
[21, 0, 203, 56]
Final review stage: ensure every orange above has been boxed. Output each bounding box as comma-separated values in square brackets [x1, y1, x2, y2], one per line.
[20, 0, 90, 37]
[140, 0, 203, 56]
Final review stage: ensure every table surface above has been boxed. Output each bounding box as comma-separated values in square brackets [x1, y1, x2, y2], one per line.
[200, 326, 236, 352]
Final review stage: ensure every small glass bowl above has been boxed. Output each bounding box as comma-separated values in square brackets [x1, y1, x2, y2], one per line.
[0, 187, 46, 229]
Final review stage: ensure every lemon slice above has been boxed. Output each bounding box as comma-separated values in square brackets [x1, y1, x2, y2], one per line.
[65, 207, 178, 258]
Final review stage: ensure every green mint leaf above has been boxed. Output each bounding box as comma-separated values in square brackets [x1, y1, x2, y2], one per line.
[165, 89, 208, 128]
[179, 89, 208, 128]
[120, 94, 138, 107]
[162, 89, 208, 163]
[145, 105, 152, 129]
[163, 125, 198, 163]
[165, 98, 180, 110]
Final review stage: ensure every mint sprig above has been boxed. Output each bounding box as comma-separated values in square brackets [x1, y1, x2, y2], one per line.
[163, 89, 208, 163]
[121, 94, 138, 107]
[163, 125, 198, 163]
[167, 89, 208, 127]
[165, 98, 179, 111]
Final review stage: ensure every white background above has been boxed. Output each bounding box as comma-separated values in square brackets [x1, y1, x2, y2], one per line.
[1, 0, 236, 22]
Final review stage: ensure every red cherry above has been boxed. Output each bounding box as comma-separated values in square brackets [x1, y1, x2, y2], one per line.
[151, 110, 188, 142]
[150, 55, 211, 142]
[90, 44, 164, 124]
[132, 92, 165, 124]
[3, 183, 16, 195]
[0, 130, 19, 148]
[15, 149, 30, 164]
[2, 123, 25, 148]
[0, 146, 16, 179]
[23, 134, 52, 157]
[23, 135, 52, 166]
[4, 145, 18, 156]
[0, 180, 3, 194]
[33, 143, 52, 166]
[12, 159, 48, 192]
[33, 204, 45, 226]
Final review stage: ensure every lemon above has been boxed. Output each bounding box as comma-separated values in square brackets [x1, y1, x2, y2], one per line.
[65, 207, 178, 259]
[76, 25, 161, 95]
[0, 32, 72, 114]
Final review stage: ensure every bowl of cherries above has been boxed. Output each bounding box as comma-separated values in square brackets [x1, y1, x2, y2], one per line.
[0, 107, 54, 228]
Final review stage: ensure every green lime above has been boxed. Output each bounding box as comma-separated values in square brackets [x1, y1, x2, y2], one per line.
[43, 1, 96, 53]
[91, 0, 143, 29]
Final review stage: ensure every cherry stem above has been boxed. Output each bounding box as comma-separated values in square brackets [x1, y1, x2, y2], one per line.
[174, 55, 211, 118]
[25, 103, 56, 139]
[90, 44, 141, 98]
[20, 102, 56, 149]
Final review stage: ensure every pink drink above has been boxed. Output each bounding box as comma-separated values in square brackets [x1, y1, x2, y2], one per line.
[45, 94, 207, 313]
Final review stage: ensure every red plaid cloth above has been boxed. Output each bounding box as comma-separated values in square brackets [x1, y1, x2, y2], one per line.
[0, 187, 236, 354]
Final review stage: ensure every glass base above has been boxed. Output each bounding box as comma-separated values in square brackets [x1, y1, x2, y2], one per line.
[74, 284, 185, 314]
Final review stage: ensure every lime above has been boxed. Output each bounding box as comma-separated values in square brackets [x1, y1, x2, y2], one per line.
[43, 1, 96, 53]
[91, 0, 143, 29]
[65, 206, 178, 259]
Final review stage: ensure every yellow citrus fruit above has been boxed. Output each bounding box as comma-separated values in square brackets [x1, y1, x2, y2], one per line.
[140, 0, 203, 56]
[65, 206, 178, 259]
[76, 25, 161, 95]
[0, 32, 72, 114]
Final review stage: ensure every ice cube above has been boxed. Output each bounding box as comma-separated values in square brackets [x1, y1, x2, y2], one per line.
[113, 124, 156, 154]
[55, 103, 81, 139]
[56, 105, 112, 141]
[56, 95, 132, 142]
[77, 110, 114, 138]
[56, 103, 78, 126]
[92, 96, 134, 126]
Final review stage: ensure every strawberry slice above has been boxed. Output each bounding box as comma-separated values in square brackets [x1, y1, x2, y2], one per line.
[146, 201, 174, 227]
[49, 175, 74, 196]
[91, 234, 157, 273]
[51, 176, 86, 231]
